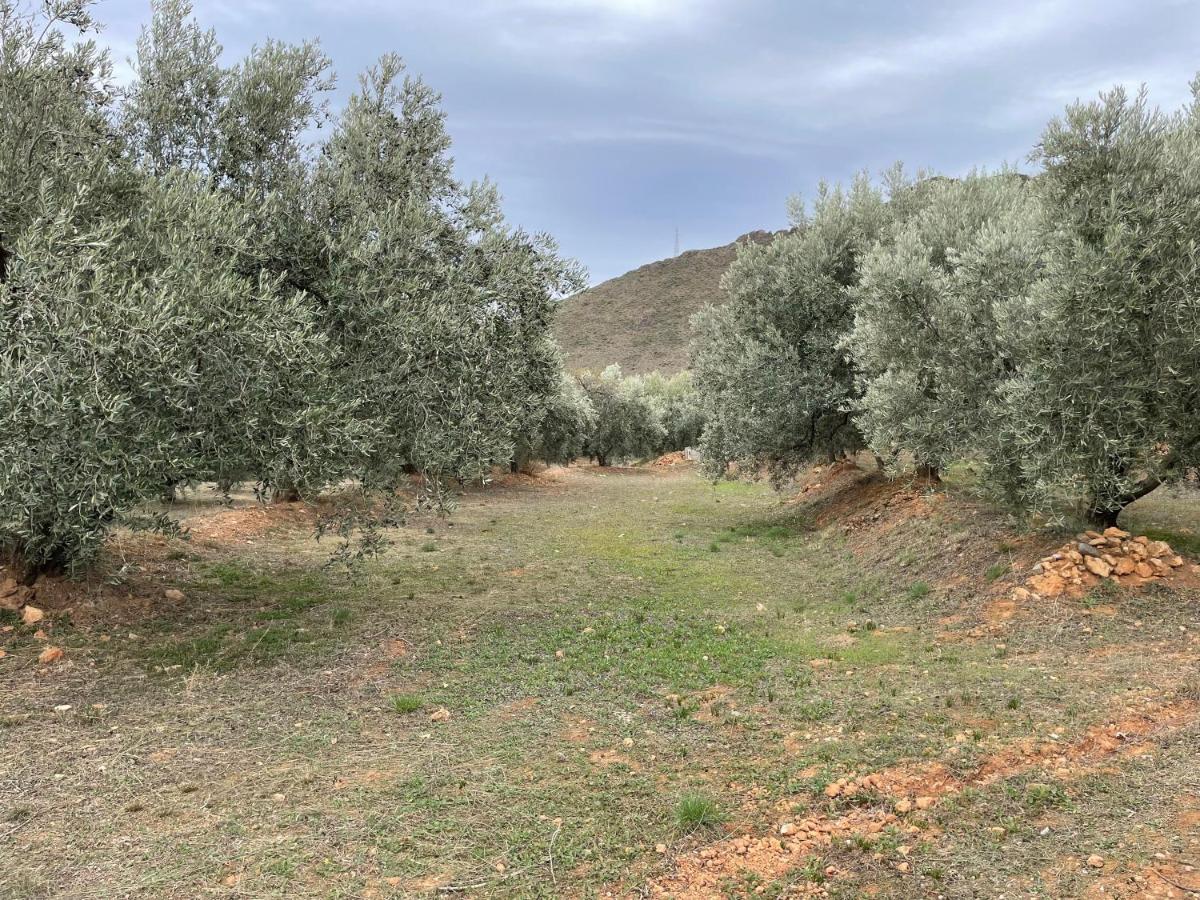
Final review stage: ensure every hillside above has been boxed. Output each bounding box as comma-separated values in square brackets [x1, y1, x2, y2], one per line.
[553, 230, 780, 375]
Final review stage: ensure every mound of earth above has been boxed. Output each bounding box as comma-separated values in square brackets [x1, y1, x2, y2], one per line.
[650, 450, 695, 468]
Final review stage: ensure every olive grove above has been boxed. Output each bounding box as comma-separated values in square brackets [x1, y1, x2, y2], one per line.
[0, 0, 583, 578]
[695, 84, 1200, 525]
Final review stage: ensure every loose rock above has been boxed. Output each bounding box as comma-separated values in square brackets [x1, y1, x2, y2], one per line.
[38, 646, 64, 665]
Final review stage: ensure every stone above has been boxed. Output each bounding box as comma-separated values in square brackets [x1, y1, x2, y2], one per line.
[915, 796, 935, 810]
[1078, 542, 1102, 558]
[1169, 555, 1184, 568]
[1113, 558, 1137, 576]
[1084, 557, 1112, 578]
[21, 605, 44, 626]
[38, 646, 63, 665]
[0, 578, 30, 611]
[429, 707, 451, 723]
[164, 589, 185, 602]
[894, 799, 913, 814]
[780, 822, 799, 836]
[1135, 562, 1155, 579]
[1103, 527, 1131, 539]
[1087, 854, 1105, 869]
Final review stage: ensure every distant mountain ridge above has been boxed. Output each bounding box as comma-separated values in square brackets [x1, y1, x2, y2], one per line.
[553, 230, 782, 375]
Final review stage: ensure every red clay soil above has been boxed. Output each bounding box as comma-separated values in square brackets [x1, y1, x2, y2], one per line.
[644, 699, 1198, 898]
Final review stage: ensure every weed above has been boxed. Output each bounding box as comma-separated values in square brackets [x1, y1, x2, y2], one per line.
[798, 856, 827, 884]
[675, 794, 725, 830]
[906, 581, 931, 601]
[389, 694, 423, 714]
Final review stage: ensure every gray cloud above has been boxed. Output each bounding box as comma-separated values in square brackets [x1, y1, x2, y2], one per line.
[95, 0, 1200, 282]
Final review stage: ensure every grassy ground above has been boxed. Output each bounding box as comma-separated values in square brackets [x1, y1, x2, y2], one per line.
[2, 466, 1199, 898]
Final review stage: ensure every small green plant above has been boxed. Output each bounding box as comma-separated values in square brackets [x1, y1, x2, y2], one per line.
[708, 541, 721, 552]
[675, 793, 725, 830]
[1023, 782, 1068, 809]
[798, 855, 827, 884]
[670, 702, 695, 720]
[419, 542, 437, 553]
[1006, 696, 1021, 710]
[985, 562, 1009, 581]
[906, 581, 931, 601]
[389, 694, 423, 714]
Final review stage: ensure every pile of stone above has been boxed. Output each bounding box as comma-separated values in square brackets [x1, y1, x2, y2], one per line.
[1025, 527, 1185, 598]
[0, 576, 42, 625]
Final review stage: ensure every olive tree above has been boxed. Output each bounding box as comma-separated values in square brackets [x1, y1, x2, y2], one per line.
[122, 0, 340, 499]
[578, 366, 664, 467]
[315, 55, 583, 488]
[692, 174, 899, 482]
[0, 174, 338, 578]
[0, 0, 121, 285]
[629, 371, 705, 454]
[1006, 86, 1200, 524]
[847, 171, 1043, 484]
[514, 372, 597, 468]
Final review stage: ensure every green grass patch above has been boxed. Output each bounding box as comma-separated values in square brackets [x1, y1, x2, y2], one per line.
[906, 581, 932, 601]
[389, 694, 423, 714]
[985, 562, 1009, 581]
[675, 793, 725, 830]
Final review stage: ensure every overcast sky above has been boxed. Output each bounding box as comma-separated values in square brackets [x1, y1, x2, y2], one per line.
[94, 0, 1200, 284]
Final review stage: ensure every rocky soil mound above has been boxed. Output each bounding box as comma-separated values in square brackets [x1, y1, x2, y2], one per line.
[1024, 527, 1189, 600]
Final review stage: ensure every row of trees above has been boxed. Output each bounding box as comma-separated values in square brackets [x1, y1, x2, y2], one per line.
[0, 0, 585, 577]
[517, 366, 703, 469]
[695, 83, 1200, 526]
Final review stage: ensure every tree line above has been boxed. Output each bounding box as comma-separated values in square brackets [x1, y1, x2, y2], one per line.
[0, 0, 598, 579]
[694, 83, 1200, 526]
[0, 0, 705, 580]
